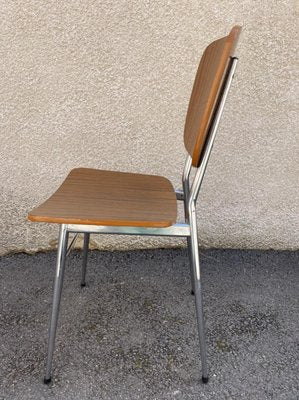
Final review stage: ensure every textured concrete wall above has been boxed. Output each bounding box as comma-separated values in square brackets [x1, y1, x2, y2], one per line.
[0, 1, 298, 255]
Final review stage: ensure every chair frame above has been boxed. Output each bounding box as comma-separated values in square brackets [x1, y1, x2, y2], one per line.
[43, 56, 238, 384]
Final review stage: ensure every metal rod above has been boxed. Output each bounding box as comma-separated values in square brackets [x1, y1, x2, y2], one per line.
[81, 233, 90, 287]
[175, 155, 192, 201]
[186, 236, 195, 294]
[44, 224, 69, 384]
[189, 57, 239, 206]
[66, 223, 191, 237]
[66, 233, 79, 256]
[181, 155, 195, 293]
[182, 154, 192, 187]
[189, 199, 208, 381]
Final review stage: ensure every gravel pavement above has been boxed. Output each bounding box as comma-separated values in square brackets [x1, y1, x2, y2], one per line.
[0, 248, 298, 400]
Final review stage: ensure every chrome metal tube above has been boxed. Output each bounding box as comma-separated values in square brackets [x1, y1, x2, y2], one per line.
[66, 233, 78, 256]
[182, 155, 192, 218]
[182, 155, 194, 293]
[189, 57, 238, 206]
[189, 199, 208, 381]
[44, 224, 69, 383]
[67, 223, 191, 237]
[81, 233, 90, 287]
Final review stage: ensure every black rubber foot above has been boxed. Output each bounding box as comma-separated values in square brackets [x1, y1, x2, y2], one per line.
[191, 290, 195, 295]
[80, 283, 86, 287]
[43, 377, 52, 385]
[202, 376, 209, 384]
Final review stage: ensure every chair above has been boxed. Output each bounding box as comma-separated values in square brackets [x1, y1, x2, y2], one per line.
[28, 26, 241, 384]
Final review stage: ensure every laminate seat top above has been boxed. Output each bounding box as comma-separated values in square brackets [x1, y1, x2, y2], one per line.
[28, 168, 177, 227]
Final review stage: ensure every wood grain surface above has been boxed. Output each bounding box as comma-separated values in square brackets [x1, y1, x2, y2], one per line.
[28, 168, 177, 227]
[184, 26, 241, 167]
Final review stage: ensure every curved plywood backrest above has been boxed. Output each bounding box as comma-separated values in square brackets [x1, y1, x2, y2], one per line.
[184, 26, 241, 167]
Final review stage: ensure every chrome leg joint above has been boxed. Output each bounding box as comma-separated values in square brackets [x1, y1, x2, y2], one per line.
[175, 188, 185, 200]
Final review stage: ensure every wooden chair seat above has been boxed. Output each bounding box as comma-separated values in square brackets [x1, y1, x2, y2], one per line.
[28, 168, 177, 227]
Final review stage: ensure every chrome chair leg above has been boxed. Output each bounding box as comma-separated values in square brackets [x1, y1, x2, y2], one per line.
[187, 236, 196, 295]
[189, 205, 209, 383]
[44, 224, 69, 384]
[81, 233, 90, 287]
[193, 277, 209, 383]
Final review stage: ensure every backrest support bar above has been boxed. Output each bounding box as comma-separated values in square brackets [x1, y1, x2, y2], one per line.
[187, 57, 239, 208]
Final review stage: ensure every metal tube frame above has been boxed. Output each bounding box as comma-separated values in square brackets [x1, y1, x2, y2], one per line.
[66, 233, 79, 256]
[44, 224, 69, 383]
[81, 233, 90, 287]
[44, 57, 238, 385]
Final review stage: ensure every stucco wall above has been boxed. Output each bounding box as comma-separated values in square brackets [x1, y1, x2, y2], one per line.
[0, 1, 298, 255]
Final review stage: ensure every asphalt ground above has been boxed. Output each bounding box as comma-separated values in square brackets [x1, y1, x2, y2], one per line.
[0, 248, 298, 399]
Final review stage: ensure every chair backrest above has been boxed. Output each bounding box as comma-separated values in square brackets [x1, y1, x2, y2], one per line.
[184, 26, 241, 167]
